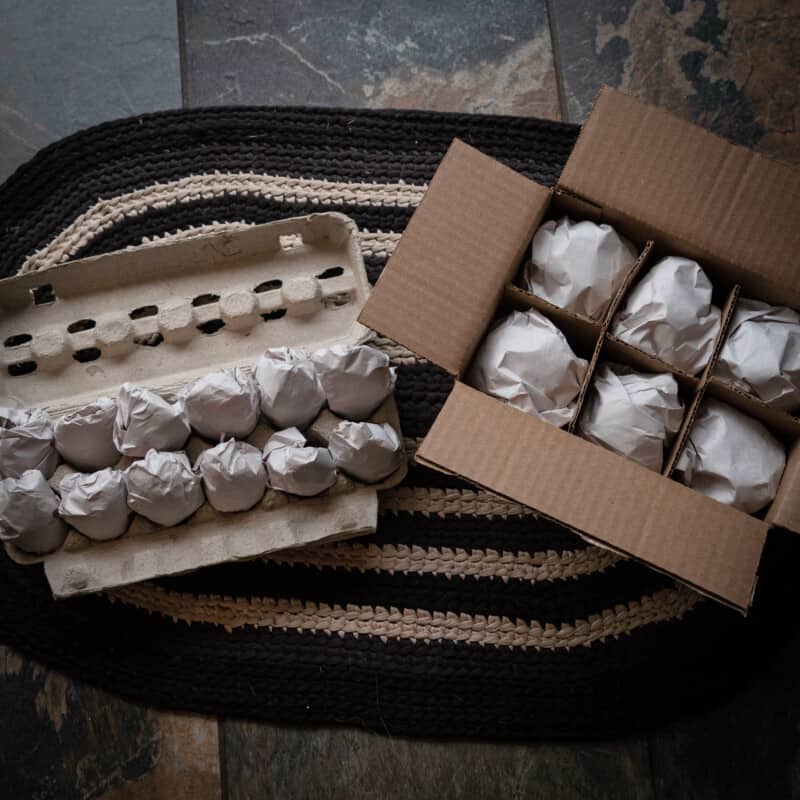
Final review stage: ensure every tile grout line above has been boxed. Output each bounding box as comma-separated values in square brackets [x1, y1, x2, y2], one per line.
[176, 0, 190, 108]
[217, 718, 229, 800]
[545, 0, 570, 123]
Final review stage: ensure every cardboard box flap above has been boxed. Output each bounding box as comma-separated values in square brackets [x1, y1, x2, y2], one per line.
[359, 139, 551, 375]
[417, 383, 767, 611]
[559, 87, 800, 300]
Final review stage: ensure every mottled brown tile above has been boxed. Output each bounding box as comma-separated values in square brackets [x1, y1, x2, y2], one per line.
[1, 646, 221, 800]
[181, 0, 561, 120]
[220, 719, 655, 800]
[550, 0, 800, 166]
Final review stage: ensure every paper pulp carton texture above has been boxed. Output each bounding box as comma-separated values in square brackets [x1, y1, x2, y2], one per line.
[360, 87, 800, 613]
[0, 212, 406, 597]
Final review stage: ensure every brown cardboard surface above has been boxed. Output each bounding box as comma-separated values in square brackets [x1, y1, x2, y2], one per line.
[559, 87, 800, 309]
[359, 138, 551, 376]
[766, 439, 800, 533]
[0, 213, 407, 596]
[417, 383, 767, 611]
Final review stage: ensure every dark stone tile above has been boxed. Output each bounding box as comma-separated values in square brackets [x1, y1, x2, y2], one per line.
[1, 646, 221, 800]
[0, 0, 181, 182]
[646, 626, 800, 800]
[549, 0, 800, 166]
[220, 719, 654, 800]
[181, 0, 560, 120]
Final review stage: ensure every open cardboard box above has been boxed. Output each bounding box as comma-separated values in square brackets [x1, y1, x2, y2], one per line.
[0, 212, 406, 597]
[360, 87, 800, 613]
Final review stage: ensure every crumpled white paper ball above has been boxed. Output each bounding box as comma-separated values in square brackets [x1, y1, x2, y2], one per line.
[466, 309, 588, 427]
[125, 450, 204, 526]
[578, 364, 684, 471]
[195, 439, 268, 512]
[54, 397, 119, 471]
[328, 421, 403, 483]
[0, 470, 67, 553]
[253, 347, 326, 430]
[263, 428, 337, 496]
[311, 344, 397, 420]
[113, 384, 191, 458]
[676, 399, 785, 513]
[180, 368, 261, 440]
[0, 406, 59, 479]
[612, 256, 722, 375]
[59, 468, 130, 540]
[714, 298, 800, 411]
[523, 217, 638, 319]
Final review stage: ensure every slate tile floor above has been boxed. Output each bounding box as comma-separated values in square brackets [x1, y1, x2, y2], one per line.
[1, 1, 799, 797]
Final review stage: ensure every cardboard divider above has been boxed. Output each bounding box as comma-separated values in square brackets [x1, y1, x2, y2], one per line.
[599, 241, 656, 329]
[662, 285, 740, 476]
[566, 330, 607, 433]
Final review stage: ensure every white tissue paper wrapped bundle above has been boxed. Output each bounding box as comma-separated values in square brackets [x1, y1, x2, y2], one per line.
[523, 217, 638, 319]
[676, 399, 785, 513]
[58, 468, 130, 540]
[311, 344, 396, 420]
[0, 470, 67, 553]
[195, 440, 268, 512]
[253, 347, 326, 429]
[328, 421, 403, 483]
[113, 384, 190, 457]
[125, 450, 204, 526]
[180, 368, 261, 440]
[466, 309, 588, 427]
[0, 407, 59, 479]
[714, 298, 800, 411]
[263, 428, 337, 496]
[577, 364, 684, 471]
[54, 397, 119, 471]
[612, 256, 722, 375]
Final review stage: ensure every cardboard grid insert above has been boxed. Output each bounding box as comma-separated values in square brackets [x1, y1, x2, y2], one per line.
[499, 189, 800, 519]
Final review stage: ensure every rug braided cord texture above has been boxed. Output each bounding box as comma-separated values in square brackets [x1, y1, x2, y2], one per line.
[0, 105, 788, 739]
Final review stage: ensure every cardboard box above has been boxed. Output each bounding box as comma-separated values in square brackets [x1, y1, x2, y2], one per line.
[360, 87, 800, 613]
[0, 212, 406, 597]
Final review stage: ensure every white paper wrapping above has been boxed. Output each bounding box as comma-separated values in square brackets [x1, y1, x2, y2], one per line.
[714, 298, 800, 411]
[125, 450, 204, 526]
[262, 426, 306, 458]
[523, 217, 638, 319]
[263, 429, 337, 496]
[311, 344, 396, 420]
[253, 347, 326, 429]
[328, 421, 403, 483]
[54, 397, 119, 471]
[0, 470, 67, 554]
[466, 309, 588, 427]
[577, 364, 684, 471]
[675, 399, 785, 513]
[612, 256, 722, 375]
[195, 440, 268, 512]
[180, 368, 261, 440]
[0, 406, 59, 479]
[113, 384, 191, 457]
[58, 468, 130, 540]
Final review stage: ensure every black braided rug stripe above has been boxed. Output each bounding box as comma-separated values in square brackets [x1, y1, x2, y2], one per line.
[0, 106, 798, 740]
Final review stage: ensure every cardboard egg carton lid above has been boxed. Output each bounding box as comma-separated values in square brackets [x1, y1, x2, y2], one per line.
[0, 212, 407, 597]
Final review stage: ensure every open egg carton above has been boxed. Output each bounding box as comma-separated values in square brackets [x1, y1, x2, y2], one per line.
[0, 212, 406, 597]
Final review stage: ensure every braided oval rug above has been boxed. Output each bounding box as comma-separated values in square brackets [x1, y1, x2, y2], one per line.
[0, 107, 796, 739]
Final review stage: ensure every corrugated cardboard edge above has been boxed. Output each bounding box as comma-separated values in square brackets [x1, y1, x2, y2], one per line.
[359, 138, 551, 375]
[417, 383, 766, 613]
[44, 489, 379, 599]
[559, 86, 800, 308]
